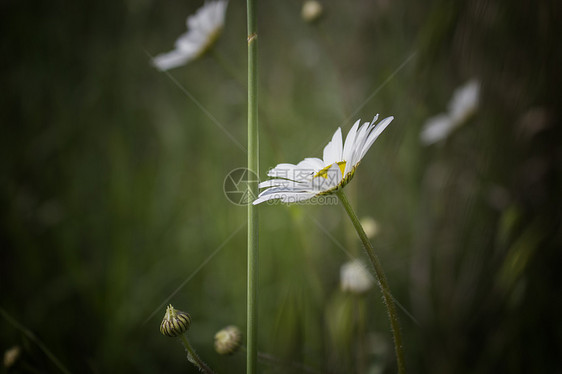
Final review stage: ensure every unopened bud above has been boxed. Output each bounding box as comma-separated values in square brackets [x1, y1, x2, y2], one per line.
[3, 346, 20, 369]
[214, 325, 242, 355]
[360, 216, 379, 239]
[301, 1, 323, 23]
[160, 305, 191, 337]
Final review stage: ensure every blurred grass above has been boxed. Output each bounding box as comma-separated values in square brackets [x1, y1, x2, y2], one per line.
[1, 0, 561, 373]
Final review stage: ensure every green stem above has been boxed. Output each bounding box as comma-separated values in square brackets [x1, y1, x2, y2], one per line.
[246, 0, 259, 373]
[336, 189, 406, 374]
[179, 334, 215, 374]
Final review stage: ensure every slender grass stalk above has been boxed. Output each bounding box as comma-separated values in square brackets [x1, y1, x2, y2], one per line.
[246, 0, 259, 373]
[209, 49, 246, 88]
[335, 189, 406, 373]
[0, 307, 71, 374]
[179, 334, 216, 374]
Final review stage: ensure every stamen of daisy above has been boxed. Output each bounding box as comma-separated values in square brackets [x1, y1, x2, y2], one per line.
[314, 161, 347, 179]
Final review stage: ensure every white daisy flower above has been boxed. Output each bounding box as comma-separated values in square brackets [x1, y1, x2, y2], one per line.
[420, 79, 480, 145]
[448, 79, 480, 124]
[153, 0, 228, 71]
[340, 259, 374, 294]
[253, 114, 394, 205]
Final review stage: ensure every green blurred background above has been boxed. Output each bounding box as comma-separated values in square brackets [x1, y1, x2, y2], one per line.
[1, 0, 561, 372]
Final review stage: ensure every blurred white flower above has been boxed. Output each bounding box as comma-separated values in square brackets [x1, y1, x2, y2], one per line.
[360, 216, 379, 239]
[253, 115, 394, 205]
[302, 1, 323, 23]
[448, 79, 480, 124]
[340, 259, 374, 294]
[419, 114, 453, 145]
[153, 1, 228, 71]
[420, 79, 480, 145]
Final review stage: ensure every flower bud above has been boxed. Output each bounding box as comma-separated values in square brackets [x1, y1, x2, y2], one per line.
[360, 216, 379, 239]
[301, 1, 323, 23]
[160, 304, 191, 337]
[214, 325, 242, 355]
[3, 346, 21, 369]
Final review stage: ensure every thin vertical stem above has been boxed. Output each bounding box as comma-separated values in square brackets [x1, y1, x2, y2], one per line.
[246, 0, 259, 373]
[336, 189, 406, 374]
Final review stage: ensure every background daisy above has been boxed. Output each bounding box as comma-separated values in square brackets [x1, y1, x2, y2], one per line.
[153, 0, 228, 71]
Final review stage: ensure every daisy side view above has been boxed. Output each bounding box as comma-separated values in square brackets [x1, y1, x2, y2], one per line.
[254, 114, 406, 373]
[253, 114, 394, 205]
[153, 0, 228, 71]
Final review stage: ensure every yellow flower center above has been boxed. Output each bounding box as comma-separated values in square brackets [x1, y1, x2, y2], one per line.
[197, 27, 223, 59]
[314, 161, 347, 179]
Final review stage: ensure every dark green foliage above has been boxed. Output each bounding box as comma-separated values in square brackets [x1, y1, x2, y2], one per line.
[1, 0, 560, 373]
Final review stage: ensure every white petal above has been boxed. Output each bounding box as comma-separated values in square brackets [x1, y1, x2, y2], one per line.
[279, 192, 317, 203]
[303, 157, 324, 170]
[348, 121, 371, 168]
[258, 179, 309, 189]
[253, 193, 283, 205]
[152, 49, 195, 71]
[267, 163, 299, 177]
[448, 80, 479, 124]
[257, 181, 314, 196]
[187, 1, 227, 31]
[175, 33, 202, 53]
[209, 1, 228, 24]
[358, 116, 394, 161]
[267, 162, 314, 182]
[297, 158, 322, 172]
[257, 187, 309, 198]
[323, 127, 343, 165]
[253, 191, 315, 205]
[342, 119, 361, 175]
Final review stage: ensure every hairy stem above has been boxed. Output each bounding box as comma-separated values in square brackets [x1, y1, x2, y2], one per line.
[179, 334, 215, 374]
[336, 189, 406, 373]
